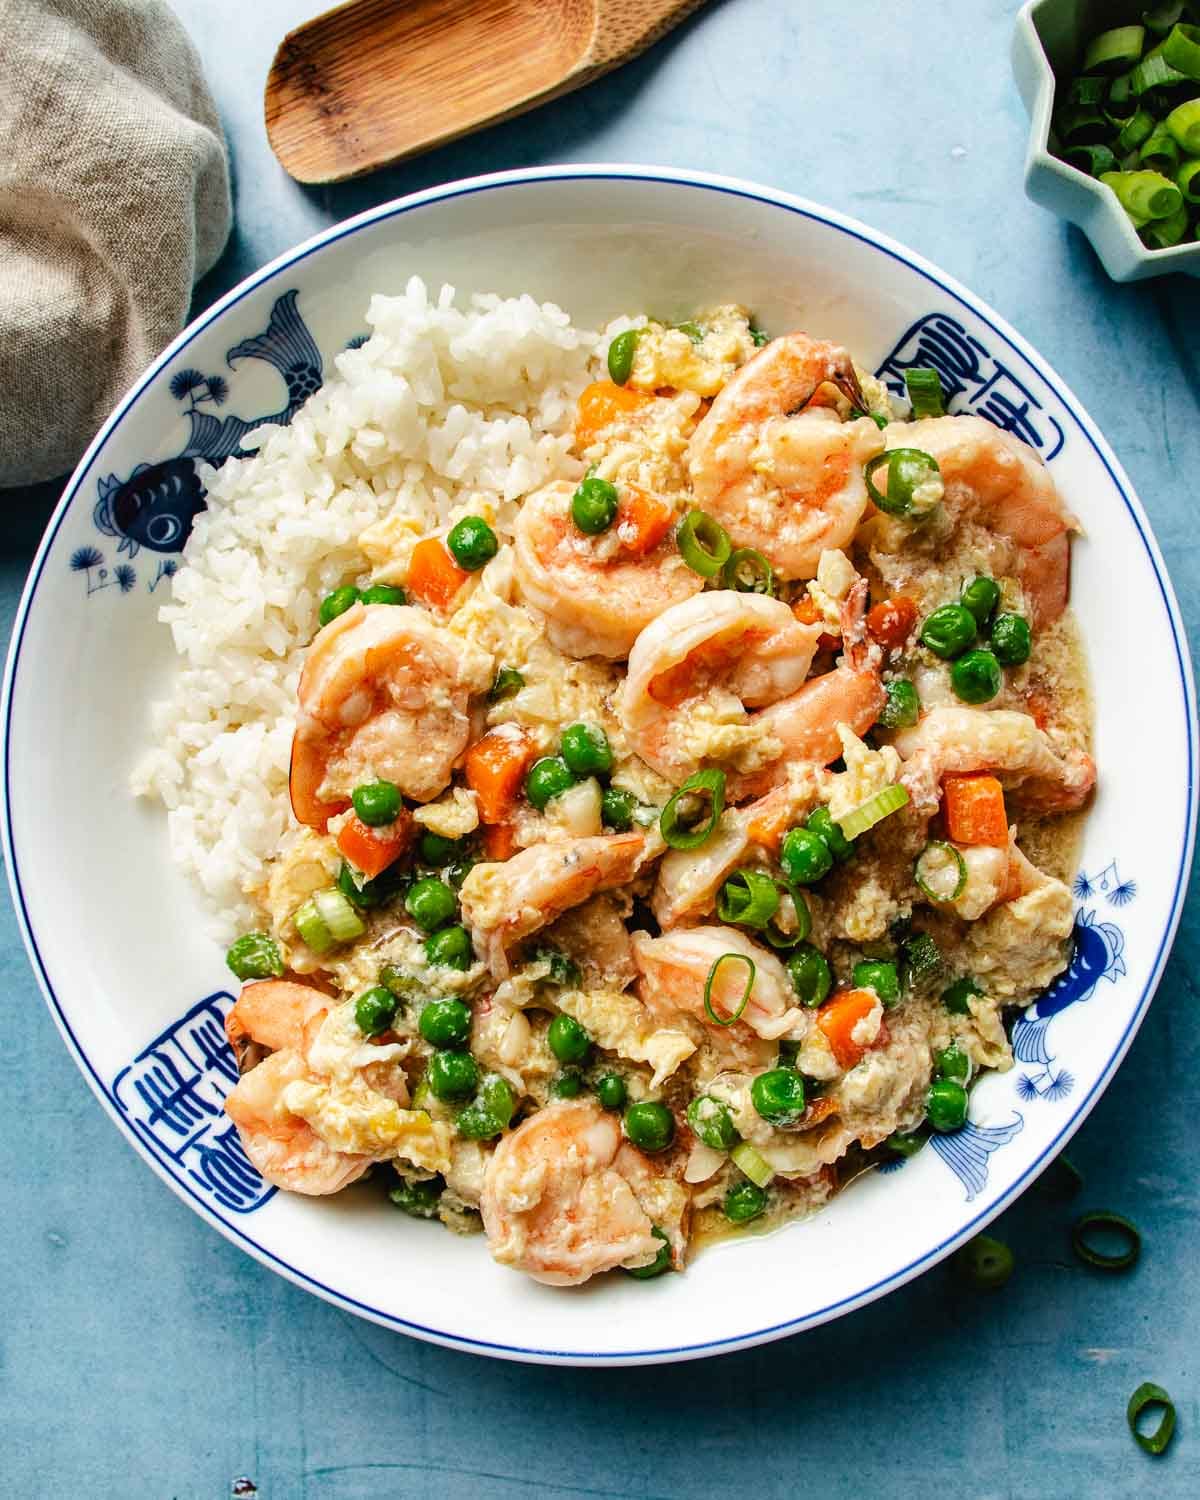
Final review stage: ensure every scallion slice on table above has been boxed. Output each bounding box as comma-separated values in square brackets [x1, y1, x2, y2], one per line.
[1084, 25, 1146, 72]
[660, 768, 725, 849]
[1070, 1209, 1142, 1271]
[730, 1140, 773, 1188]
[1127, 1382, 1177, 1456]
[835, 784, 909, 841]
[952, 1234, 1014, 1290]
[676, 508, 732, 578]
[703, 952, 756, 1026]
[903, 367, 945, 418]
[914, 840, 967, 902]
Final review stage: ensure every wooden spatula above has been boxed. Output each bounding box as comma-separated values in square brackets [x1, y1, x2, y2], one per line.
[265, 0, 710, 184]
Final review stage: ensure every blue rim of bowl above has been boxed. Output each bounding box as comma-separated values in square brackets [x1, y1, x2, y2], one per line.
[3, 164, 1196, 1366]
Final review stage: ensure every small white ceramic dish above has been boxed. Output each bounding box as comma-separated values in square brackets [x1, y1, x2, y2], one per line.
[3, 166, 1195, 1365]
[1013, 0, 1200, 281]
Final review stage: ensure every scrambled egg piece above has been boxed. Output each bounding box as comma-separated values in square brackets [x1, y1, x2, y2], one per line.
[413, 785, 479, 839]
[555, 987, 695, 1088]
[264, 829, 343, 972]
[806, 548, 857, 630]
[681, 694, 783, 773]
[358, 511, 425, 584]
[625, 304, 759, 397]
[447, 547, 542, 667]
[827, 726, 903, 824]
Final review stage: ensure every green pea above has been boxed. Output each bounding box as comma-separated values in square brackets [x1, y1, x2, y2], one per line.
[884, 1129, 927, 1157]
[418, 830, 463, 865]
[405, 877, 457, 933]
[318, 584, 360, 627]
[935, 1042, 973, 1084]
[525, 756, 576, 810]
[560, 721, 614, 777]
[624, 1101, 676, 1153]
[446, 515, 499, 572]
[920, 603, 976, 660]
[926, 1077, 969, 1133]
[548, 1013, 591, 1064]
[607, 328, 639, 385]
[960, 576, 1000, 626]
[673, 320, 705, 343]
[990, 612, 1032, 666]
[389, 1177, 442, 1218]
[418, 997, 471, 1047]
[624, 1226, 672, 1279]
[686, 1095, 739, 1151]
[779, 826, 834, 885]
[724, 1181, 768, 1224]
[571, 475, 620, 535]
[595, 1072, 627, 1111]
[489, 666, 525, 701]
[601, 785, 638, 831]
[786, 944, 832, 1008]
[356, 986, 398, 1037]
[551, 1070, 584, 1099]
[360, 584, 407, 607]
[427, 1049, 479, 1101]
[225, 932, 284, 981]
[351, 779, 402, 827]
[941, 976, 982, 1015]
[951, 648, 1002, 705]
[456, 1075, 517, 1140]
[806, 806, 853, 862]
[952, 1233, 1014, 1290]
[425, 925, 473, 970]
[750, 1067, 806, 1126]
[879, 678, 920, 729]
[852, 959, 901, 1008]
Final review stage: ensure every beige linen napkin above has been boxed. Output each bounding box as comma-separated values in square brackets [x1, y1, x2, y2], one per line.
[0, 0, 232, 487]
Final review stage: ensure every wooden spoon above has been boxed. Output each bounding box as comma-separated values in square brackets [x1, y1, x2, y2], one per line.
[265, 0, 710, 184]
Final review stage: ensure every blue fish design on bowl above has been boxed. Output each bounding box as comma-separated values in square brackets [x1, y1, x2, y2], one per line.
[81, 290, 323, 591]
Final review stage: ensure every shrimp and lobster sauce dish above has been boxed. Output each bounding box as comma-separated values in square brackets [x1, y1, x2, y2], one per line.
[180, 297, 1094, 1287]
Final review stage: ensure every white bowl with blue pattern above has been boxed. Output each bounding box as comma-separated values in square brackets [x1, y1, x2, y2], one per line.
[2, 166, 1194, 1365]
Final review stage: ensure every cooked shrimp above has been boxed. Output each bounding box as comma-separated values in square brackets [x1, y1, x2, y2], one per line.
[687, 333, 885, 579]
[460, 832, 650, 976]
[726, 581, 886, 800]
[633, 925, 806, 1071]
[512, 480, 701, 660]
[224, 981, 370, 1196]
[886, 415, 1078, 625]
[480, 1099, 666, 1285]
[891, 706, 1095, 815]
[290, 602, 492, 828]
[621, 590, 822, 782]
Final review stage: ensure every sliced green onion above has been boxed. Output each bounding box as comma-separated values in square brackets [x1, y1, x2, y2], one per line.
[1144, 5, 1186, 39]
[1083, 25, 1146, 72]
[730, 1140, 774, 1188]
[1141, 201, 1190, 245]
[1127, 1382, 1177, 1456]
[749, 324, 769, 348]
[1117, 107, 1157, 152]
[673, 319, 705, 343]
[703, 952, 756, 1027]
[1138, 120, 1182, 171]
[722, 547, 775, 594]
[660, 768, 725, 850]
[1166, 95, 1200, 152]
[1106, 70, 1137, 120]
[914, 840, 967, 903]
[1176, 154, 1200, 197]
[1054, 101, 1111, 143]
[716, 868, 780, 928]
[1128, 48, 1189, 94]
[952, 1233, 1014, 1290]
[902, 930, 942, 988]
[1067, 74, 1109, 105]
[864, 448, 942, 518]
[1071, 1210, 1142, 1271]
[1039, 1153, 1084, 1202]
[764, 887, 812, 950]
[903, 367, 945, 418]
[1161, 21, 1200, 77]
[1100, 168, 1183, 218]
[677, 509, 733, 578]
[835, 784, 909, 842]
[294, 886, 366, 954]
[1065, 142, 1119, 176]
[489, 665, 524, 700]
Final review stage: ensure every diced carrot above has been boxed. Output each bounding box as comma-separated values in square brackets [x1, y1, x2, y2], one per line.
[942, 773, 1008, 848]
[481, 821, 517, 862]
[617, 485, 674, 557]
[1024, 685, 1054, 731]
[336, 809, 414, 879]
[796, 1094, 840, 1130]
[745, 789, 793, 852]
[575, 381, 657, 448]
[792, 594, 840, 653]
[866, 595, 918, 650]
[407, 537, 469, 611]
[817, 988, 879, 1070]
[465, 725, 536, 825]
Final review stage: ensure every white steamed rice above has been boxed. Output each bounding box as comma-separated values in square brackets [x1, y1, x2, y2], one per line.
[132, 278, 603, 939]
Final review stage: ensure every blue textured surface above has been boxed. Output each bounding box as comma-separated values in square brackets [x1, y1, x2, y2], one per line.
[4, 0, 1199, 1492]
